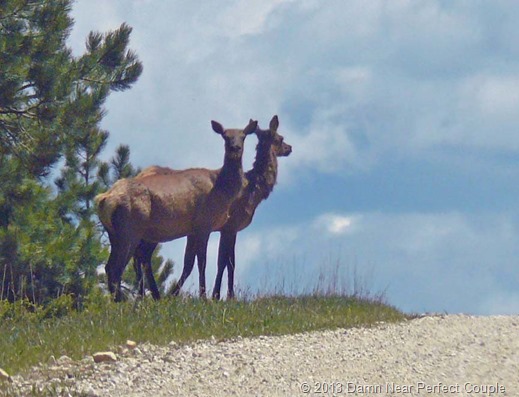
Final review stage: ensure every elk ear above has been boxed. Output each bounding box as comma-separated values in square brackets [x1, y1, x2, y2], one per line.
[269, 115, 279, 131]
[211, 120, 225, 135]
[244, 119, 258, 135]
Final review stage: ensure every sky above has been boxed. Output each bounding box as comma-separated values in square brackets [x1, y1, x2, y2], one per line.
[68, 0, 519, 315]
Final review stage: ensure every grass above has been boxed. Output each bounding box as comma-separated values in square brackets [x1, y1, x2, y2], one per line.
[0, 291, 405, 378]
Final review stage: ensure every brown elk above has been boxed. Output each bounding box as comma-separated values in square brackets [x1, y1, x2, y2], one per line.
[95, 119, 257, 301]
[211, 115, 292, 300]
[134, 116, 292, 300]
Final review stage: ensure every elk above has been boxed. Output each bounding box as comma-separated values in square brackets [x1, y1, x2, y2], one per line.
[211, 115, 292, 300]
[95, 119, 257, 301]
[134, 116, 292, 300]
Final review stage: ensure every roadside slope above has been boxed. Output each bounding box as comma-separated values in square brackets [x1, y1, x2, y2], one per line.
[6, 315, 518, 396]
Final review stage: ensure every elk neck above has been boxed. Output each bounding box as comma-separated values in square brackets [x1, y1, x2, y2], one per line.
[246, 140, 278, 202]
[215, 153, 246, 196]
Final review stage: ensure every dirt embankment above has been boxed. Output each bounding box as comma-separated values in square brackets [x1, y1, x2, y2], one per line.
[6, 315, 518, 396]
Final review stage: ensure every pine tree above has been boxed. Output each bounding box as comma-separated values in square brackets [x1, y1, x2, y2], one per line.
[0, 0, 74, 174]
[1, 1, 142, 176]
[97, 144, 138, 190]
[0, 0, 143, 303]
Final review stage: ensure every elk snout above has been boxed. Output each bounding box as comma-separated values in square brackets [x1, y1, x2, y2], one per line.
[227, 139, 244, 158]
[229, 143, 242, 153]
[282, 142, 292, 156]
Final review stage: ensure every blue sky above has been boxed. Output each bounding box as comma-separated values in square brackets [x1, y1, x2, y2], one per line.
[69, 0, 519, 315]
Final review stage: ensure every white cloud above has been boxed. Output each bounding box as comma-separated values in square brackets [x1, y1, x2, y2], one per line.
[70, 0, 519, 178]
[335, 66, 373, 100]
[70, 2, 519, 314]
[285, 113, 362, 174]
[236, 211, 519, 314]
[402, 73, 519, 153]
[328, 217, 353, 235]
[314, 213, 357, 235]
[70, 0, 295, 171]
[128, 210, 519, 313]
[218, 0, 293, 38]
[476, 76, 519, 117]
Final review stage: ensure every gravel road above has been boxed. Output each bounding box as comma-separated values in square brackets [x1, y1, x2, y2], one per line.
[6, 314, 519, 396]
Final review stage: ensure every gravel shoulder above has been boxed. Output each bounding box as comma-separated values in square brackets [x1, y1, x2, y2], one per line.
[6, 314, 519, 396]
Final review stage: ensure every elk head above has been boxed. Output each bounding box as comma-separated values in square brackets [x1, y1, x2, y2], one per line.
[255, 115, 292, 157]
[211, 119, 257, 160]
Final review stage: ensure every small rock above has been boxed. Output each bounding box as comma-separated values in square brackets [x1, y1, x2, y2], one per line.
[126, 340, 137, 349]
[0, 368, 11, 382]
[82, 385, 97, 395]
[93, 352, 117, 363]
[58, 355, 73, 364]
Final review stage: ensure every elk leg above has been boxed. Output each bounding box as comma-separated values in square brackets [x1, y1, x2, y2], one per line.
[195, 233, 210, 300]
[106, 238, 131, 302]
[133, 240, 159, 299]
[142, 241, 160, 300]
[212, 231, 232, 300]
[226, 232, 237, 300]
[143, 261, 160, 300]
[105, 232, 118, 296]
[171, 236, 197, 296]
[105, 206, 142, 302]
[132, 253, 145, 298]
